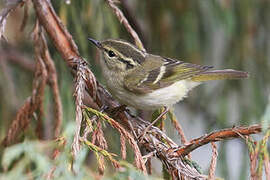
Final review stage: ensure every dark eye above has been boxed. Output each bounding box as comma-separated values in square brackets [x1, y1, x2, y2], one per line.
[108, 50, 116, 57]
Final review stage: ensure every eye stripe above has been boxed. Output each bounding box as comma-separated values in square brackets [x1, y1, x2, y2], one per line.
[103, 47, 136, 69]
[107, 40, 146, 58]
[119, 58, 135, 69]
[103, 40, 146, 64]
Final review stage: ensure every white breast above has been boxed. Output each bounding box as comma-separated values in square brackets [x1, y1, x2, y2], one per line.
[108, 80, 201, 110]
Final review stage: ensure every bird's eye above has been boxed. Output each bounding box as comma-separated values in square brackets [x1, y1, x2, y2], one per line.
[108, 50, 116, 57]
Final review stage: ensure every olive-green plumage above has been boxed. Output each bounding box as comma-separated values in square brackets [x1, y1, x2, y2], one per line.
[88, 38, 248, 110]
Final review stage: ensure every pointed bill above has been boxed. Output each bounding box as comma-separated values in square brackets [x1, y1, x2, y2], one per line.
[88, 38, 102, 49]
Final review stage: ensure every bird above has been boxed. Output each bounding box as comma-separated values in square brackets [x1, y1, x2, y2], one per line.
[88, 38, 248, 114]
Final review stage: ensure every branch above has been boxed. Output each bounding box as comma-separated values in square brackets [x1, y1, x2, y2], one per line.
[32, 0, 97, 99]
[106, 0, 145, 52]
[72, 63, 85, 158]
[0, 0, 24, 40]
[84, 107, 147, 174]
[37, 25, 63, 138]
[32, 0, 98, 161]
[168, 110, 189, 145]
[120, 0, 147, 46]
[175, 124, 262, 156]
[208, 142, 218, 180]
[123, 112, 205, 179]
[1, 22, 49, 145]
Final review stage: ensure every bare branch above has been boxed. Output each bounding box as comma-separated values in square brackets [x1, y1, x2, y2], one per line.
[175, 125, 262, 157]
[106, 0, 145, 52]
[263, 131, 270, 179]
[1, 22, 49, 145]
[37, 25, 63, 138]
[120, 0, 146, 46]
[169, 111, 188, 145]
[120, 133, 127, 160]
[72, 63, 85, 157]
[126, 113, 206, 179]
[168, 111, 192, 159]
[20, 1, 29, 32]
[84, 107, 147, 174]
[208, 142, 218, 180]
[32, 0, 97, 100]
[264, 152, 270, 179]
[83, 138, 120, 169]
[95, 121, 108, 175]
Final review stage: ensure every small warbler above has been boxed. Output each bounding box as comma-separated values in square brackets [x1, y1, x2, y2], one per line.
[88, 38, 248, 111]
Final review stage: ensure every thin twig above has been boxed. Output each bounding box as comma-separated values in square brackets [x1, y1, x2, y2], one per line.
[139, 106, 169, 141]
[264, 151, 270, 180]
[246, 136, 258, 179]
[168, 111, 192, 159]
[38, 27, 63, 138]
[2, 97, 31, 146]
[120, 133, 127, 160]
[0, 0, 23, 40]
[120, 0, 146, 46]
[106, 0, 145, 52]
[146, 158, 152, 175]
[168, 110, 188, 145]
[95, 121, 108, 175]
[32, 0, 97, 100]
[34, 54, 47, 139]
[175, 125, 262, 157]
[128, 113, 206, 179]
[33, 21, 49, 139]
[1, 22, 48, 145]
[83, 138, 120, 169]
[20, 1, 29, 32]
[95, 121, 108, 150]
[261, 130, 270, 180]
[208, 142, 218, 180]
[84, 107, 147, 174]
[72, 63, 85, 158]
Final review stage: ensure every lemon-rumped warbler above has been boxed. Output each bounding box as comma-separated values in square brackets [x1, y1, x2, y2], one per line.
[88, 38, 248, 129]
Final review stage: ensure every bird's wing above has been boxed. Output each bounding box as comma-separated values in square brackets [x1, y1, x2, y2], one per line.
[124, 56, 213, 94]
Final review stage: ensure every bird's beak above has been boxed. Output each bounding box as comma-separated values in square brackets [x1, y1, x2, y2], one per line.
[88, 38, 102, 49]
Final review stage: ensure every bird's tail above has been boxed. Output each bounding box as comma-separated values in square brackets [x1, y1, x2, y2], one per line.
[191, 69, 249, 82]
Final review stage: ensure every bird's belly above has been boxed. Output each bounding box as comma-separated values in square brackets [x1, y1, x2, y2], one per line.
[108, 80, 201, 110]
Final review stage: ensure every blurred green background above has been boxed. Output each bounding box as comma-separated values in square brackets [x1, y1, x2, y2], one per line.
[1, 0, 270, 179]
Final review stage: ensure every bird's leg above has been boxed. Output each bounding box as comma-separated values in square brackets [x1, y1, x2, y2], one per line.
[138, 106, 169, 142]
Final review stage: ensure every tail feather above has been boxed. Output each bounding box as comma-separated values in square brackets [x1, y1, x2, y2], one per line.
[191, 69, 249, 82]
